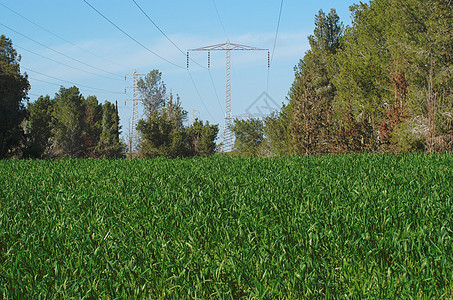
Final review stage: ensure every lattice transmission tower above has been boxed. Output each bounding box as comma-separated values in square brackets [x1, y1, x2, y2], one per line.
[188, 41, 269, 152]
[125, 70, 144, 155]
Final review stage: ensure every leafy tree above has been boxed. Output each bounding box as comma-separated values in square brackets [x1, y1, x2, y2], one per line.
[334, 0, 452, 152]
[287, 9, 343, 155]
[24, 95, 54, 158]
[261, 1, 451, 155]
[136, 70, 219, 158]
[137, 95, 190, 158]
[287, 68, 319, 155]
[308, 8, 343, 54]
[231, 118, 264, 156]
[137, 111, 172, 157]
[187, 119, 219, 156]
[389, 0, 453, 152]
[262, 107, 291, 156]
[96, 101, 124, 158]
[82, 95, 102, 157]
[24, 90, 125, 158]
[0, 35, 29, 158]
[333, 103, 374, 153]
[52, 86, 84, 157]
[335, 1, 393, 133]
[137, 69, 166, 115]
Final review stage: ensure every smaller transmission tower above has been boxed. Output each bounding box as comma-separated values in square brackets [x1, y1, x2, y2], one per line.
[125, 70, 144, 155]
[188, 41, 269, 152]
[190, 109, 200, 124]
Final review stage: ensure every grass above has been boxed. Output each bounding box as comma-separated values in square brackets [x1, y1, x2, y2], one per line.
[0, 153, 452, 298]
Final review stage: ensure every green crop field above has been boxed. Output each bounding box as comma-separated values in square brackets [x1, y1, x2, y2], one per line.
[1, 153, 452, 298]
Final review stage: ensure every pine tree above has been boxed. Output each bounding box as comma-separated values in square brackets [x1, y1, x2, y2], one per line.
[231, 118, 264, 156]
[52, 86, 84, 157]
[96, 101, 124, 158]
[24, 95, 54, 158]
[0, 35, 29, 158]
[287, 9, 343, 155]
[82, 95, 102, 157]
[187, 119, 219, 156]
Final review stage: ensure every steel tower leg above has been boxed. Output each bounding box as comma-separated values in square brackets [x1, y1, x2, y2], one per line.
[223, 49, 233, 152]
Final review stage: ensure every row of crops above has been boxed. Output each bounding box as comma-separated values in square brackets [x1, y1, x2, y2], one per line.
[1, 153, 452, 298]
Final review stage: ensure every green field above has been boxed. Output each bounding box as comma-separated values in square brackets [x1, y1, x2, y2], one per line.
[1, 154, 452, 298]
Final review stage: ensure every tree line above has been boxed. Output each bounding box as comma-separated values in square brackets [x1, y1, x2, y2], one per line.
[1, 34, 125, 158]
[2, 0, 452, 159]
[24, 88, 124, 158]
[0, 34, 218, 159]
[231, 0, 452, 156]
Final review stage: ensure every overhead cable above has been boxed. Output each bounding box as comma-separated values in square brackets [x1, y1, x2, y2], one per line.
[268, 0, 284, 92]
[29, 77, 124, 95]
[15, 44, 123, 81]
[208, 69, 224, 114]
[131, 0, 207, 70]
[211, 0, 229, 40]
[187, 70, 216, 120]
[82, 0, 185, 69]
[270, 0, 283, 66]
[0, 22, 122, 81]
[24, 67, 125, 95]
[0, 2, 131, 72]
[131, 0, 219, 119]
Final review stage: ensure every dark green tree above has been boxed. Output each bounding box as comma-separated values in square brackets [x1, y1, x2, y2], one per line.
[96, 101, 124, 158]
[137, 94, 189, 158]
[24, 95, 54, 158]
[82, 95, 102, 157]
[334, 0, 452, 152]
[388, 0, 453, 152]
[231, 118, 264, 156]
[287, 68, 319, 155]
[308, 8, 343, 54]
[137, 69, 166, 115]
[287, 9, 343, 155]
[262, 107, 291, 156]
[52, 86, 84, 157]
[187, 119, 219, 156]
[0, 35, 29, 158]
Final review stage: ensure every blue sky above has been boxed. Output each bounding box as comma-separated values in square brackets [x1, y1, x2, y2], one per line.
[1, 0, 359, 139]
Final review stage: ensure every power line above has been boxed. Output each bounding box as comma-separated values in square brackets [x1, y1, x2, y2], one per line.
[83, 0, 217, 121]
[268, 0, 284, 92]
[82, 0, 185, 69]
[187, 70, 215, 121]
[131, 0, 207, 70]
[28, 92, 41, 98]
[29, 77, 123, 95]
[0, 22, 123, 81]
[15, 44, 123, 82]
[0, 2, 131, 72]
[270, 0, 284, 66]
[211, 0, 229, 40]
[131, 0, 183, 55]
[208, 69, 224, 114]
[131, 0, 221, 120]
[24, 67, 125, 95]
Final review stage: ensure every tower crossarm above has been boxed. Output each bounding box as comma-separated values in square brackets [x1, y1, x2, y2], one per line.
[189, 41, 268, 52]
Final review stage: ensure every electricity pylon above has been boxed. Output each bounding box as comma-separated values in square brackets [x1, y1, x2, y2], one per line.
[188, 41, 269, 152]
[125, 70, 144, 155]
